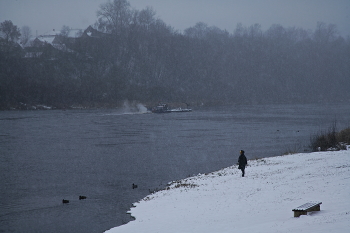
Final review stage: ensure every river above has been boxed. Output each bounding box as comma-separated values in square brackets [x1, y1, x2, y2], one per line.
[0, 104, 349, 232]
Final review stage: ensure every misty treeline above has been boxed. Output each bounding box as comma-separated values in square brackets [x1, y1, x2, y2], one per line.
[1, 0, 350, 110]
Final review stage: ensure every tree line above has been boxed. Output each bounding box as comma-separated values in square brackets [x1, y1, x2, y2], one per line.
[1, 0, 349, 110]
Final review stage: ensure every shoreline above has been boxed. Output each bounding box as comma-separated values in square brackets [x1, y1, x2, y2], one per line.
[2, 101, 350, 112]
[106, 150, 350, 233]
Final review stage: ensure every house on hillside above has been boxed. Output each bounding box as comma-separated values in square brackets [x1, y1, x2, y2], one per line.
[23, 29, 75, 59]
[69, 26, 111, 59]
[23, 41, 63, 59]
[23, 26, 110, 60]
[81, 26, 109, 39]
[56, 29, 83, 45]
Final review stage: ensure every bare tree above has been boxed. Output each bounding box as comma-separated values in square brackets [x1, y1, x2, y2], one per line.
[313, 22, 338, 43]
[184, 22, 209, 39]
[60, 25, 70, 37]
[137, 7, 156, 30]
[0, 20, 21, 43]
[21, 25, 32, 45]
[248, 23, 263, 38]
[234, 23, 247, 37]
[97, 0, 133, 34]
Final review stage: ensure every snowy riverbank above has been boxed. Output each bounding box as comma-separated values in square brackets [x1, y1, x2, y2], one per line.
[106, 150, 350, 233]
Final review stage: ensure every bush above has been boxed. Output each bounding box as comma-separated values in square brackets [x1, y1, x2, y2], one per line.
[337, 127, 350, 144]
[310, 123, 350, 151]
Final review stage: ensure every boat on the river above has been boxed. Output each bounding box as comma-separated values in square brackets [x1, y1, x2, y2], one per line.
[151, 103, 192, 113]
[151, 104, 172, 113]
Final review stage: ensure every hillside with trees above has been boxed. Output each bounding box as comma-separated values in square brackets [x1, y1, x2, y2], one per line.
[1, 0, 349, 110]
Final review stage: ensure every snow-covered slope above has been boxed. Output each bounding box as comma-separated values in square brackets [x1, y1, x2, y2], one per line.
[106, 150, 350, 233]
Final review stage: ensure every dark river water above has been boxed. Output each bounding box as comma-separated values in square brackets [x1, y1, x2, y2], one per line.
[0, 104, 349, 233]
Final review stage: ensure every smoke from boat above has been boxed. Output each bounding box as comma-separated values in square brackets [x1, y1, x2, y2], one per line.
[121, 100, 148, 114]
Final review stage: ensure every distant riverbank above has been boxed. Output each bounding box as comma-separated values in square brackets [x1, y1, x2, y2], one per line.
[1, 100, 193, 111]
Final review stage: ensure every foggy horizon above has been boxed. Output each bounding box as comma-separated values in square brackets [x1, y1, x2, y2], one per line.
[1, 0, 350, 37]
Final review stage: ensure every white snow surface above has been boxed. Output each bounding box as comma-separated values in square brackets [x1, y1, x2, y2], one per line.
[106, 150, 350, 233]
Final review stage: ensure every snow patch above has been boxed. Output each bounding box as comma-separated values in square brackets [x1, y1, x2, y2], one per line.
[106, 150, 350, 233]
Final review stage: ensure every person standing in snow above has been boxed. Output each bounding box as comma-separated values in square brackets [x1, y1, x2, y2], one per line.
[238, 150, 247, 177]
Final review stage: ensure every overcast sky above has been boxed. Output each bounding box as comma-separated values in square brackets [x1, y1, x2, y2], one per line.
[1, 0, 349, 37]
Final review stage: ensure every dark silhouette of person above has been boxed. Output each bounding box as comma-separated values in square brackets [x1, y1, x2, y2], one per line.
[238, 150, 247, 177]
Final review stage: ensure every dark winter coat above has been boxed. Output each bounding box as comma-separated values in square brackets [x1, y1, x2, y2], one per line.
[238, 154, 247, 169]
